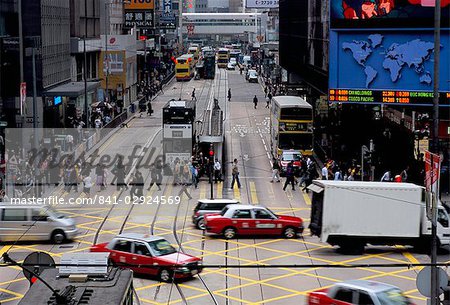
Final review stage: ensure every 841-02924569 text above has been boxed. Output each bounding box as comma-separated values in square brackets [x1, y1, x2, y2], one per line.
[9, 196, 181, 205]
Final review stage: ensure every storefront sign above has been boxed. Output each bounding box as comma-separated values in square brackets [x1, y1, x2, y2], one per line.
[124, 10, 154, 28]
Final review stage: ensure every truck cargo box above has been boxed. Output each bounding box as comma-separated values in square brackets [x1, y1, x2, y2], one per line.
[308, 181, 424, 243]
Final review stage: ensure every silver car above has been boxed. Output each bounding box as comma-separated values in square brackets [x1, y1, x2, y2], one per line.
[0, 205, 79, 244]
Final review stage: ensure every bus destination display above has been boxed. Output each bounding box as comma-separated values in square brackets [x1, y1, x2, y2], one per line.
[329, 89, 450, 106]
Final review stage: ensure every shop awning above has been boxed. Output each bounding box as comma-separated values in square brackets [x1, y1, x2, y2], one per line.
[44, 81, 101, 98]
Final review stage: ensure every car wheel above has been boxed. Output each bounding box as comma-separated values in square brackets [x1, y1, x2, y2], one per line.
[159, 269, 173, 282]
[51, 230, 66, 244]
[197, 218, 206, 230]
[223, 227, 236, 239]
[283, 227, 297, 239]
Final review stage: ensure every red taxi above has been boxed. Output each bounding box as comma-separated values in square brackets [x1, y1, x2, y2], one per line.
[307, 280, 414, 305]
[90, 233, 202, 282]
[204, 204, 304, 239]
[279, 150, 302, 176]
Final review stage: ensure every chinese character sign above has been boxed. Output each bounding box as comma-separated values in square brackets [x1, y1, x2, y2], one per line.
[124, 10, 154, 28]
[163, 0, 172, 15]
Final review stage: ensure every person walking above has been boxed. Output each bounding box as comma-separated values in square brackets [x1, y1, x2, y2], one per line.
[400, 166, 409, 182]
[283, 161, 295, 191]
[147, 163, 162, 191]
[271, 158, 281, 182]
[191, 88, 197, 102]
[228, 88, 232, 102]
[95, 163, 106, 191]
[130, 171, 144, 199]
[115, 157, 127, 191]
[253, 95, 258, 109]
[190, 161, 199, 189]
[264, 86, 268, 98]
[82, 172, 92, 197]
[147, 101, 153, 116]
[230, 159, 241, 189]
[268, 92, 273, 103]
[321, 165, 329, 180]
[265, 96, 270, 108]
[214, 159, 222, 183]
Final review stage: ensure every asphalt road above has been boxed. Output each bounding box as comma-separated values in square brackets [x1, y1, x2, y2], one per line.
[0, 67, 448, 305]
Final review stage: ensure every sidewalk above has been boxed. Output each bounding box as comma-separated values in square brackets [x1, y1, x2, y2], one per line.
[32, 75, 174, 200]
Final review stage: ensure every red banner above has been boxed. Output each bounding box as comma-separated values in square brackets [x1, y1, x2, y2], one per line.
[424, 150, 441, 193]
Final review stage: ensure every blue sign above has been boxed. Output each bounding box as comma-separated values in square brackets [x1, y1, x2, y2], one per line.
[163, 0, 172, 15]
[329, 31, 450, 92]
[54, 96, 62, 106]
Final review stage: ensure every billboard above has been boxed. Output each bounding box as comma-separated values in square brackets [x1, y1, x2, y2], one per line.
[125, 0, 155, 10]
[328, 0, 450, 106]
[246, 0, 278, 9]
[330, 0, 450, 28]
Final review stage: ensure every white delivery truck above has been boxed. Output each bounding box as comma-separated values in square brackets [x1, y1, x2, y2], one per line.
[308, 181, 450, 254]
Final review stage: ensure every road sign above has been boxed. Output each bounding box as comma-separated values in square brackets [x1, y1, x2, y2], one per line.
[416, 266, 448, 297]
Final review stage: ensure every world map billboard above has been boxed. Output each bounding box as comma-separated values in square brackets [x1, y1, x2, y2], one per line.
[328, 0, 450, 106]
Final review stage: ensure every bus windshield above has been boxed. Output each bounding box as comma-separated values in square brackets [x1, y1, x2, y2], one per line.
[280, 108, 312, 120]
[279, 134, 313, 150]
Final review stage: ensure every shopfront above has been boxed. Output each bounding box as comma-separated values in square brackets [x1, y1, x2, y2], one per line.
[43, 81, 100, 128]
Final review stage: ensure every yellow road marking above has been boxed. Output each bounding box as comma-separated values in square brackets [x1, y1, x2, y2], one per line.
[0, 287, 24, 298]
[217, 182, 223, 198]
[250, 181, 258, 204]
[199, 183, 206, 198]
[233, 186, 240, 201]
[302, 191, 311, 205]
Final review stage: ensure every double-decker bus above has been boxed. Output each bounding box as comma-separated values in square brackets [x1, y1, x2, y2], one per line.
[162, 100, 196, 165]
[175, 54, 195, 81]
[188, 45, 201, 62]
[217, 48, 230, 69]
[270, 96, 314, 157]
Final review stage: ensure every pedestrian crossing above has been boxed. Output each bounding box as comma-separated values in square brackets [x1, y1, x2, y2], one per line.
[49, 177, 311, 220]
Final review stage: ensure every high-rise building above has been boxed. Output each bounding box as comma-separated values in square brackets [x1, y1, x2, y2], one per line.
[100, 0, 124, 36]
[21, 0, 73, 128]
[0, 0, 19, 127]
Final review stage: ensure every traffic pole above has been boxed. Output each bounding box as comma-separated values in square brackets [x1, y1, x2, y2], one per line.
[431, 0, 441, 304]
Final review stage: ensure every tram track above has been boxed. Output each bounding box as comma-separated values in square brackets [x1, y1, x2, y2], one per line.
[92, 127, 162, 245]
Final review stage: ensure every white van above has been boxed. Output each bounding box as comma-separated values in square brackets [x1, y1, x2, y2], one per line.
[0, 205, 79, 244]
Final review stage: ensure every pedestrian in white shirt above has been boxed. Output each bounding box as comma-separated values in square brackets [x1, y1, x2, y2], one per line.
[214, 159, 222, 183]
[321, 165, 329, 180]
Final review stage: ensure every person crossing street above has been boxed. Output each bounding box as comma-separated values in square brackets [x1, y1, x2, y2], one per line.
[230, 159, 241, 189]
[253, 95, 258, 109]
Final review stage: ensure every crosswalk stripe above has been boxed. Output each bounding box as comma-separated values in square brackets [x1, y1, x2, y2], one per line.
[233, 186, 240, 201]
[199, 183, 206, 199]
[250, 181, 258, 204]
[216, 182, 223, 198]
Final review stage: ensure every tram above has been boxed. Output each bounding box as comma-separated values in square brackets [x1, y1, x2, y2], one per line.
[162, 100, 196, 166]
